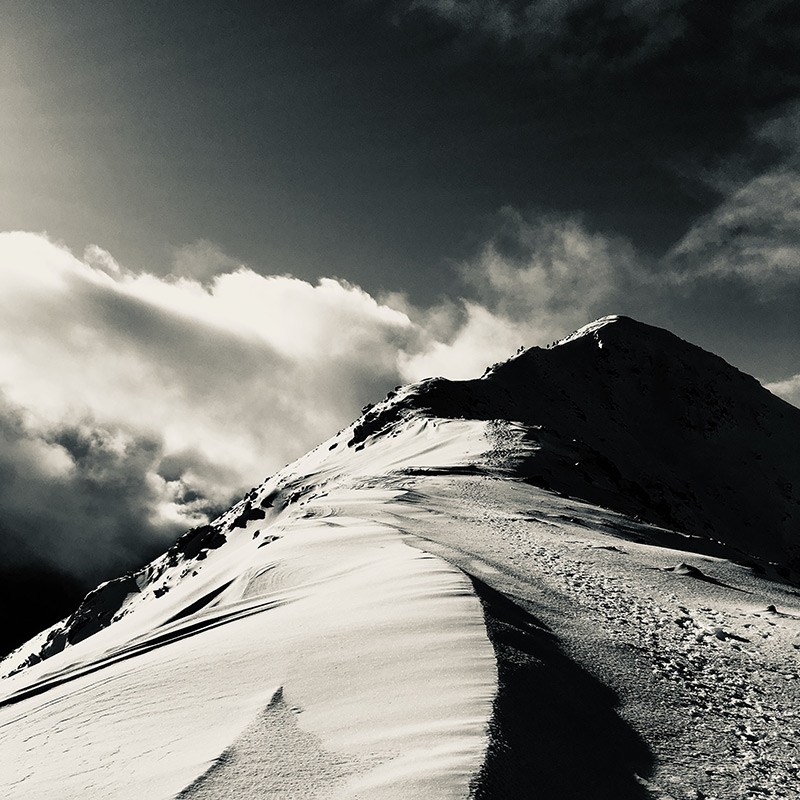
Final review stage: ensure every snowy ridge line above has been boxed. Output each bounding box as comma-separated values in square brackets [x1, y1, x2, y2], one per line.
[0, 416, 495, 680]
[0, 419, 500, 799]
[553, 314, 624, 346]
[2, 315, 799, 798]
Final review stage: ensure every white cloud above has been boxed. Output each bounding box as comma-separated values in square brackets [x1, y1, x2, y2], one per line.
[400, 301, 526, 380]
[399, 209, 642, 379]
[667, 169, 800, 294]
[765, 374, 800, 408]
[83, 244, 122, 276]
[0, 232, 419, 478]
[170, 239, 241, 283]
[0, 232, 429, 579]
[462, 209, 639, 318]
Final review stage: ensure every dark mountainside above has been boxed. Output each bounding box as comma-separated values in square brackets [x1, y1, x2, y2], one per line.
[353, 316, 800, 578]
[0, 565, 85, 657]
[6, 314, 799, 666]
[3, 315, 800, 800]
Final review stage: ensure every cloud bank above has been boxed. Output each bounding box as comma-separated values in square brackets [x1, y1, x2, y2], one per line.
[669, 169, 800, 293]
[0, 231, 424, 584]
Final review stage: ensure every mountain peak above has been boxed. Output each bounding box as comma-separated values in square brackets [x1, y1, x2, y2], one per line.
[357, 317, 800, 576]
[488, 313, 750, 389]
[484, 315, 703, 380]
[3, 316, 799, 800]
[554, 314, 631, 346]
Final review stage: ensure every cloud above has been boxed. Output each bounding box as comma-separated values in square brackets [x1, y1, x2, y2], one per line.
[399, 301, 529, 380]
[397, 208, 644, 378]
[667, 169, 800, 294]
[765, 374, 800, 408]
[660, 97, 800, 302]
[0, 232, 423, 584]
[400, 0, 690, 67]
[400, 152, 800, 381]
[2, 164, 800, 591]
[0, 231, 419, 472]
[757, 102, 800, 159]
[170, 239, 241, 283]
[0, 393, 187, 583]
[459, 209, 641, 318]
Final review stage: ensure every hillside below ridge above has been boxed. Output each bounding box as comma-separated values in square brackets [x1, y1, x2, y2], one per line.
[352, 314, 800, 577]
[2, 315, 799, 800]
[7, 313, 798, 682]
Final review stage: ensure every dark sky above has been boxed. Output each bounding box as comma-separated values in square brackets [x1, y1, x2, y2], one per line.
[0, 0, 799, 652]
[2, 1, 796, 300]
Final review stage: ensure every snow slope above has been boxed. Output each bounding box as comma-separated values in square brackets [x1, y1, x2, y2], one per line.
[1, 315, 798, 799]
[356, 315, 800, 576]
[0, 416, 499, 799]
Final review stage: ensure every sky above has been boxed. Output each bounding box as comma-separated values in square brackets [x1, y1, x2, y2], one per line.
[1, 0, 799, 652]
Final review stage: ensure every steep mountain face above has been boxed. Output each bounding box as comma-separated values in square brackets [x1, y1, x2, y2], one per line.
[1, 315, 799, 800]
[357, 315, 800, 576]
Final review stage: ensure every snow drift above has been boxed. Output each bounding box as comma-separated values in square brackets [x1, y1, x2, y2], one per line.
[1, 315, 798, 799]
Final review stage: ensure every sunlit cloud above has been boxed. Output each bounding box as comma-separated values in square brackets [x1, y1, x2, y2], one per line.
[667, 169, 800, 294]
[1, 177, 799, 584]
[0, 232, 423, 581]
[765, 374, 800, 408]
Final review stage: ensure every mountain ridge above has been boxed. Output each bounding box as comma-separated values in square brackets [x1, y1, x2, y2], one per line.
[2, 315, 799, 800]
[350, 314, 800, 576]
[6, 314, 800, 677]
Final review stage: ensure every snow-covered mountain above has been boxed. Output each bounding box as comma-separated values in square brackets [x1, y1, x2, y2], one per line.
[2, 315, 798, 799]
[355, 315, 800, 576]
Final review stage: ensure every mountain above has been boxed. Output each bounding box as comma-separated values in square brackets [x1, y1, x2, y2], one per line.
[360, 315, 800, 576]
[1, 315, 798, 800]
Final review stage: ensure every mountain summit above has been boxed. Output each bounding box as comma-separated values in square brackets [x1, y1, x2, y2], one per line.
[1, 316, 798, 800]
[354, 315, 800, 574]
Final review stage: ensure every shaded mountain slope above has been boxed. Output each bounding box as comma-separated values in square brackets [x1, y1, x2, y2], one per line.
[1, 315, 798, 800]
[353, 315, 800, 576]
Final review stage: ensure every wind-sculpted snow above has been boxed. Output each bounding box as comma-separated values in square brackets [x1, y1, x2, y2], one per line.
[1, 315, 798, 799]
[359, 316, 800, 577]
[0, 418, 499, 799]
